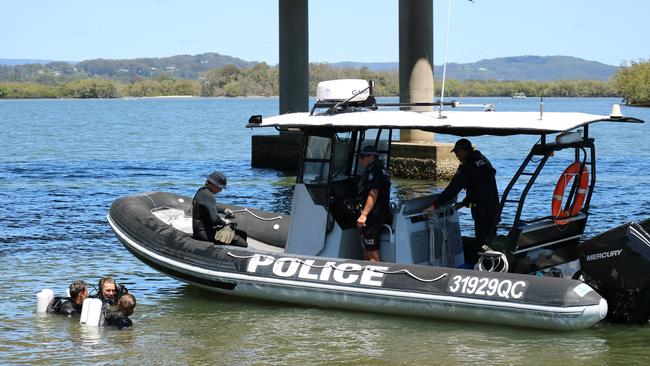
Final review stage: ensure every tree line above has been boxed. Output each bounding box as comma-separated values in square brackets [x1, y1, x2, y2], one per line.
[612, 60, 650, 106]
[0, 62, 645, 101]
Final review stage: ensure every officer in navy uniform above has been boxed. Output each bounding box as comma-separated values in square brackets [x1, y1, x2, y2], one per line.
[356, 146, 391, 262]
[432, 138, 500, 265]
[192, 171, 248, 247]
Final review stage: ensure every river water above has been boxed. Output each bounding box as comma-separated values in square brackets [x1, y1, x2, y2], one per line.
[2, 97, 650, 365]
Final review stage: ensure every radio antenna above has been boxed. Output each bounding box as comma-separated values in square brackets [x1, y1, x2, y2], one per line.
[438, 0, 453, 118]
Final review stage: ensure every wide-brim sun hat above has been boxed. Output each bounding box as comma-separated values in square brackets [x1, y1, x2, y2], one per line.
[207, 171, 227, 189]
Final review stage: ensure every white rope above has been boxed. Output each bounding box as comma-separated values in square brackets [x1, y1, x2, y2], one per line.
[230, 208, 283, 221]
[476, 250, 509, 273]
[227, 252, 448, 283]
[142, 193, 157, 208]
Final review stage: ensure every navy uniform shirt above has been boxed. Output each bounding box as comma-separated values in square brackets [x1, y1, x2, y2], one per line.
[359, 159, 391, 220]
[437, 150, 499, 207]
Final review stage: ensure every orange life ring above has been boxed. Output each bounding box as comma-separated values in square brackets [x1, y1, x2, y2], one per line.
[552, 162, 589, 223]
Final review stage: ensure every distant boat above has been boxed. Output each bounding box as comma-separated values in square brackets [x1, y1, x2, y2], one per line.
[512, 92, 527, 99]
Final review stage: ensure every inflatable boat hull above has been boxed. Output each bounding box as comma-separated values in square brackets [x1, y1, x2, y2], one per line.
[108, 192, 607, 330]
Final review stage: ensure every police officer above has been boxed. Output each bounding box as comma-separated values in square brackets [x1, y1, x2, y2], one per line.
[431, 138, 499, 264]
[356, 146, 391, 262]
[192, 171, 248, 247]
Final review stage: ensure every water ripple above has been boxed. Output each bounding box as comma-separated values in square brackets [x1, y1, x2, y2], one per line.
[1, 98, 650, 363]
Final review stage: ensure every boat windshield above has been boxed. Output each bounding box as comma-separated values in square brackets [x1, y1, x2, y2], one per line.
[300, 129, 390, 186]
[302, 135, 331, 185]
[301, 133, 354, 185]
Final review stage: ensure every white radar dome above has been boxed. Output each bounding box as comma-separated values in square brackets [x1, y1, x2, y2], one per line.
[316, 79, 370, 102]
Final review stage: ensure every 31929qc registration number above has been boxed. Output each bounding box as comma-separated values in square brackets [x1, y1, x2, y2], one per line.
[447, 275, 528, 300]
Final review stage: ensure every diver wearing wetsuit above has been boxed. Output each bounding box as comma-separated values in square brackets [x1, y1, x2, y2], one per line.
[104, 293, 136, 329]
[92, 276, 130, 316]
[432, 138, 500, 264]
[192, 171, 247, 247]
[58, 298, 83, 316]
[47, 280, 88, 316]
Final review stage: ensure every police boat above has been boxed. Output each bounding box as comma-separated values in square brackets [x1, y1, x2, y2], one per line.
[108, 79, 648, 330]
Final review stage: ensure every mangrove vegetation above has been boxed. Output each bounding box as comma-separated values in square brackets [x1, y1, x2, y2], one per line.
[612, 59, 650, 106]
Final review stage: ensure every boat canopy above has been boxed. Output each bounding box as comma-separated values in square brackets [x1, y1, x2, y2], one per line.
[249, 110, 643, 136]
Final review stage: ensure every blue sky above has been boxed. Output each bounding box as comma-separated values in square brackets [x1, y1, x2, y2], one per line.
[2, 0, 648, 66]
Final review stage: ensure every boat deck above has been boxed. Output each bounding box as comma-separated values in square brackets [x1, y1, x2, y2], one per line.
[152, 207, 284, 253]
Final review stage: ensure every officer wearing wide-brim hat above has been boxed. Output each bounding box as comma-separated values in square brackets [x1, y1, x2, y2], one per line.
[206, 171, 227, 191]
[431, 138, 500, 265]
[191, 171, 248, 247]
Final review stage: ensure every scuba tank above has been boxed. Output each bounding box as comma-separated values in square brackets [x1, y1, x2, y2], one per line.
[36, 289, 54, 313]
[79, 298, 104, 326]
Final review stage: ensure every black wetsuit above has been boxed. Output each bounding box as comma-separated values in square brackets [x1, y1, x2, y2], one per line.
[192, 186, 247, 247]
[104, 311, 133, 329]
[437, 150, 500, 263]
[47, 297, 82, 316]
[358, 159, 391, 250]
[59, 300, 83, 316]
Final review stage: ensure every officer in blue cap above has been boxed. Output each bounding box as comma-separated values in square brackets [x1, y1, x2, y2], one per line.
[431, 138, 499, 264]
[356, 145, 391, 262]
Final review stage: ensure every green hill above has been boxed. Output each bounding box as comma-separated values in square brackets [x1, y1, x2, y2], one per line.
[331, 56, 618, 81]
[0, 53, 255, 83]
[445, 56, 618, 81]
[76, 53, 254, 80]
[1, 54, 618, 84]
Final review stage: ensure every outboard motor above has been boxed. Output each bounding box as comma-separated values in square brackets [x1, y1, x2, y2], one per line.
[578, 222, 650, 324]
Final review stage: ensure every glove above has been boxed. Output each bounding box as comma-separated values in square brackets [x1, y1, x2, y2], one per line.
[224, 208, 234, 219]
[454, 202, 465, 210]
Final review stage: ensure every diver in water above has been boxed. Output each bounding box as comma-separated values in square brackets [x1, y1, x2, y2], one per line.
[47, 280, 89, 316]
[104, 293, 136, 329]
[95, 276, 128, 308]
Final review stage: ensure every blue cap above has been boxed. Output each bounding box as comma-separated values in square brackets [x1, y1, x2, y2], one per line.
[451, 138, 473, 153]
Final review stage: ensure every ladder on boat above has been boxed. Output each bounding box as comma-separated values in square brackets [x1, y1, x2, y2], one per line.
[493, 137, 596, 242]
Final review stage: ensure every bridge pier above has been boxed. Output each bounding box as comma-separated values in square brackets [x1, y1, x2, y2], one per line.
[251, 0, 458, 179]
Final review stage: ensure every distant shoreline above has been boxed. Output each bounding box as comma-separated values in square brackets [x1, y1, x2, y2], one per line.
[4, 96, 646, 101]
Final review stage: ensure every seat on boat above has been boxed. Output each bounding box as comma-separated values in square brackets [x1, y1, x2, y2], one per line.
[151, 207, 283, 253]
[501, 213, 587, 273]
[152, 207, 193, 233]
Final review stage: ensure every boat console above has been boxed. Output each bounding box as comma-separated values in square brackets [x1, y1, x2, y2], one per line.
[281, 85, 467, 267]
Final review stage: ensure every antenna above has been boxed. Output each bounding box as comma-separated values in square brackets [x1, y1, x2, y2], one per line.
[438, 0, 453, 119]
